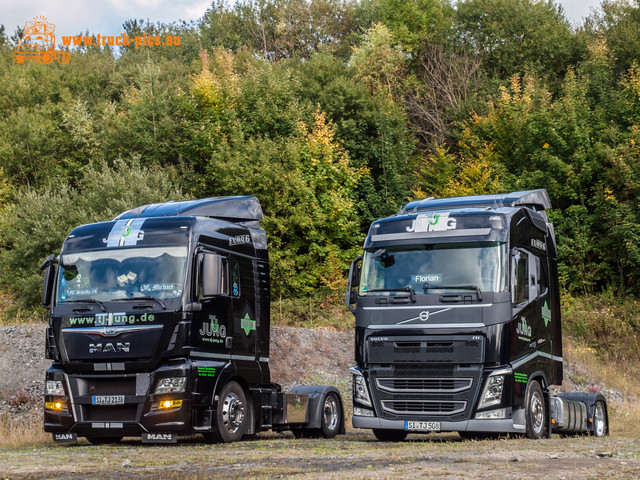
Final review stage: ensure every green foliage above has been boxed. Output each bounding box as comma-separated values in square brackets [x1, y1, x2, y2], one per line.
[183, 53, 365, 296]
[0, 159, 185, 314]
[455, 0, 581, 82]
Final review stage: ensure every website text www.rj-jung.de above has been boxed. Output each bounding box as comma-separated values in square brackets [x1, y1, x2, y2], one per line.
[61, 33, 180, 49]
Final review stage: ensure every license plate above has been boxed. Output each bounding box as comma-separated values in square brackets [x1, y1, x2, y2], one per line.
[92, 395, 125, 405]
[404, 421, 440, 432]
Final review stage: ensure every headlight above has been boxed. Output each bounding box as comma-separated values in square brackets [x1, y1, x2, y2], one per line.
[350, 367, 372, 407]
[153, 377, 186, 394]
[477, 369, 511, 409]
[46, 380, 65, 395]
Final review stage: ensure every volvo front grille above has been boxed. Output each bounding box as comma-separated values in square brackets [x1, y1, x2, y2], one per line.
[375, 377, 472, 393]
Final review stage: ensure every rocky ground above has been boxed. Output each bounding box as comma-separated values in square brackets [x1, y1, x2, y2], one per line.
[0, 324, 355, 422]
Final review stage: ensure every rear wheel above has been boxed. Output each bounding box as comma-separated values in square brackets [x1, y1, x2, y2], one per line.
[320, 393, 341, 438]
[591, 400, 608, 437]
[85, 436, 122, 445]
[525, 381, 547, 439]
[372, 429, 407, 442]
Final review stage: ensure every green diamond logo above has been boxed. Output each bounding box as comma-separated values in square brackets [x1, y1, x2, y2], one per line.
[542, 301, 551, 327]
[240, 313, 256, 336]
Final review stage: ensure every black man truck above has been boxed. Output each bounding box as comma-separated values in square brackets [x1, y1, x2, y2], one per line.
[346, 190, 609, 441]
[42, 196, 344, 444]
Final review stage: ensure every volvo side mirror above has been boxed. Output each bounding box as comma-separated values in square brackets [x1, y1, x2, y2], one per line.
[345, 256, 362, 312]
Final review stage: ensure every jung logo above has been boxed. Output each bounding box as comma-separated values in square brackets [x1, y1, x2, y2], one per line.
[89, 342, 130, 353]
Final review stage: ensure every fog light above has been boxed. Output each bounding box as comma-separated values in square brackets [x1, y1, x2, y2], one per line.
[475, 408, 507, 419]
[158, 400, 182, 410]
[353, 406, 375, 417]
[45, 401, 67, 412]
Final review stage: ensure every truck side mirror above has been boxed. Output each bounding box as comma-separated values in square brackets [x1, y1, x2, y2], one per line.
[201, 253, 228, 297]
[41, 254, 57, 307]
[345, 256, 362, 312]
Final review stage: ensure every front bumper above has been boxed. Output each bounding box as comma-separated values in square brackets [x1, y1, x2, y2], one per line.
[352, 409, 526, 433]
[44, 361, 192, 438]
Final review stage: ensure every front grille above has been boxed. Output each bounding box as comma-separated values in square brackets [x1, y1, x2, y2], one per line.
[381, 400, 466, 416]
[367, 335, 485, 422]
[376, 377, 472, 393]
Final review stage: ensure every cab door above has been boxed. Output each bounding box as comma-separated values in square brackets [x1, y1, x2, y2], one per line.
[192, 251, 233, 355]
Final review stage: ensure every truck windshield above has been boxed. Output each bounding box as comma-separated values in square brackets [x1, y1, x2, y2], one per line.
[56, 246, 188, 304]
[359, 242, 507, 296]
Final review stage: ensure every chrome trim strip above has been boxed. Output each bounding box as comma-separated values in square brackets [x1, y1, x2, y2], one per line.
[62, 325, 162, 336]
[375, 377, 472, 394]
[380, 400, 467, 416]
[510, 351, 563, 370]
[370, 323, 486, 330]
[190, 352, 256, 361]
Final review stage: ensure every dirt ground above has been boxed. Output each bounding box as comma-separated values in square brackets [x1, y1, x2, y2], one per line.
[1, 433, 639, 479]
[1, 324, 639, 479]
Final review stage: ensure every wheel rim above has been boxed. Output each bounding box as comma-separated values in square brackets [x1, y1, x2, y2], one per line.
[221, 392, 244, 434]
[323, 395, 339, 432]
[594, 401, 606, 436]
[531, 390, 545, 435]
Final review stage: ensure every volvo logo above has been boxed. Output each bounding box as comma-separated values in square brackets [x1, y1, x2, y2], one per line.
[419, 311, 430, 322]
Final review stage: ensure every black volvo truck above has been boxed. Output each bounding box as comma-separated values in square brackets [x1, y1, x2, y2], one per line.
[42, 196, 344, 444]
[346, 190, 609, 441]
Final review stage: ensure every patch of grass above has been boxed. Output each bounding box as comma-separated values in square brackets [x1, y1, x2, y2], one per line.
[271, 295, 352, 331]
[563, 294, 640, 399]
[0, 411, 50, 448]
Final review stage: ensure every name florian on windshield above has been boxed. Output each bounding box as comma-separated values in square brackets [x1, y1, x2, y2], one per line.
[67, 312, 156, 326]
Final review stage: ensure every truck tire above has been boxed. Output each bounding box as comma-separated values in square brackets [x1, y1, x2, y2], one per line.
[320, 392, 341, 438]
[85, 436, 123, 445]
[207, 381, 248, 443]
[525, 381, 547, 439]
[372, 429, 407, 442]
[591, 399, 608, 437]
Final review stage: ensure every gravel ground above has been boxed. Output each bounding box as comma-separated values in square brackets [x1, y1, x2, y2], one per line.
[0, 324, 354, 421]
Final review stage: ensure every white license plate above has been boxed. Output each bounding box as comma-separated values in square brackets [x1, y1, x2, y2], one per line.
[92, 395, 125, 405]
[404, 421, 440, 432]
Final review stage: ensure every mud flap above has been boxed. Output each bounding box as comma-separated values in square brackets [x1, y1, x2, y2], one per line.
[53, 432, 77, 443]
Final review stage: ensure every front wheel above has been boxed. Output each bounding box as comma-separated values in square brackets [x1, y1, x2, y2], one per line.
[372, 429, 407, 442]
[525, 381, 547, 439]
[205, 381, 248, 443]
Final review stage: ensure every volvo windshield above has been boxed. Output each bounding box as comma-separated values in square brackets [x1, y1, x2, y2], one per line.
[359, 242, 508, 296]
[56, 246, 188, 305]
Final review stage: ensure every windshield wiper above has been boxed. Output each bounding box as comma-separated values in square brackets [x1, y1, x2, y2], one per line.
[366, 287, 416, 303]
[60, 299, 106, 312]
[111, 296, 167, 310]
[423, 284, 483, 302]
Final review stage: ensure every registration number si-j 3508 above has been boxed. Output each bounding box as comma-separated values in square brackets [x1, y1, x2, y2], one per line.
[404, 421, 440, 432]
